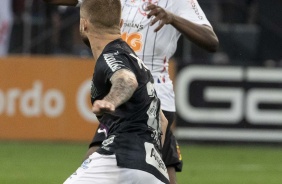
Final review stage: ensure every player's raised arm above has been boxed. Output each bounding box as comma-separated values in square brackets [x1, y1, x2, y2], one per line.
[146, 2, 219, 52]
[43, 0, 79, 6]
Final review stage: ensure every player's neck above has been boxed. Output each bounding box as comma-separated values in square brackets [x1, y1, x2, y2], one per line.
[88, 33, 120, 61]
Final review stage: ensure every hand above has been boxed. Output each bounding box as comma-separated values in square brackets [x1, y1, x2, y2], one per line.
[92, 100, 115, 116]
[146, 3, 174, 32]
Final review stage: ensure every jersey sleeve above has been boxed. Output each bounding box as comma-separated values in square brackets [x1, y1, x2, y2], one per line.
[174, 0, 212, 27]
[101, 51, 135, 82]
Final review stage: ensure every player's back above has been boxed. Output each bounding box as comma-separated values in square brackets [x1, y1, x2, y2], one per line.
[90, 38, 169, 183]
[91, 38, 161, 136]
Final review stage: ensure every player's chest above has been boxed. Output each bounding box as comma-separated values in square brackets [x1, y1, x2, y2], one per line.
[121, 0, 169, 20]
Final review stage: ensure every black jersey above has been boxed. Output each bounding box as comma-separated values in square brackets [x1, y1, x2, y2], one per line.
[91, 39, 169, 183]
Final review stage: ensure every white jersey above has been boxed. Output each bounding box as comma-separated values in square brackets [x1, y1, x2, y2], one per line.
[78, 0, 211, 112]
[120, 0, 211, 111]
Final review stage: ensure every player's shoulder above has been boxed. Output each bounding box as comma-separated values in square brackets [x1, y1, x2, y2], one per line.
[102, 39, 130, 56]
[101, 49, 129, 62]
[99, 39, 136, 66]
[97, 48, 132, 73]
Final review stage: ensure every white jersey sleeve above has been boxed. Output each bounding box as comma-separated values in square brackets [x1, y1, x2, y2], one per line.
[175, 0, 212, 27]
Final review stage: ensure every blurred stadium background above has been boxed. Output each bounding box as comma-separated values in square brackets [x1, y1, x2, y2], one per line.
[1, 0, 282, 183]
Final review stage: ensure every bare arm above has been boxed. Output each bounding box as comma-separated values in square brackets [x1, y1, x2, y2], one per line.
[43, 0, 78, 6]
[146, 3, 219, 52]
[159, 110, 168, 147]
[104, 69, 138, 107]
[92, 69, 138, 116]
[170, 16, 218, 52]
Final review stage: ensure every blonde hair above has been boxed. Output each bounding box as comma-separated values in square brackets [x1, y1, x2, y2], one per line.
[80, 0, 121, 30]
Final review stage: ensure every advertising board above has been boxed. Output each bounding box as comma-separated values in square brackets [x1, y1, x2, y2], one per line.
[175, 64, 282, 142]
[0, 56, 98, 141]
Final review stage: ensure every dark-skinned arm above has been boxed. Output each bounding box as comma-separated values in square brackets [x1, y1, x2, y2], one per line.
[146, 3, 219, 52]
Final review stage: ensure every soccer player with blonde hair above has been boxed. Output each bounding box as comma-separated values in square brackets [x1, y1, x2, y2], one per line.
[64, 0, 169, 183]
[44, 0, 219, 183]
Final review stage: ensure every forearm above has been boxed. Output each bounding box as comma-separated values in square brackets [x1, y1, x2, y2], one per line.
[104, 69, 138, 108]
[170, 14, 219, 52]
[43, 0, 78, 6]
[159, 110, 168, 147]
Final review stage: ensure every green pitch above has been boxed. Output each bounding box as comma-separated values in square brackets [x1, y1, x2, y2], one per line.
[0, 142, 282, 184]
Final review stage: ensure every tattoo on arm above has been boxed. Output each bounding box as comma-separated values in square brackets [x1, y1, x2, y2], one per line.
[103, 69, 138, 108]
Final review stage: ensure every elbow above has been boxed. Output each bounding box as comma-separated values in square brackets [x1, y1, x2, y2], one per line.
[202, 25, 220, 53]
[124, 74, 138, 93]
[131, 79, 138, 92]
[207, 36, 219, 53]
